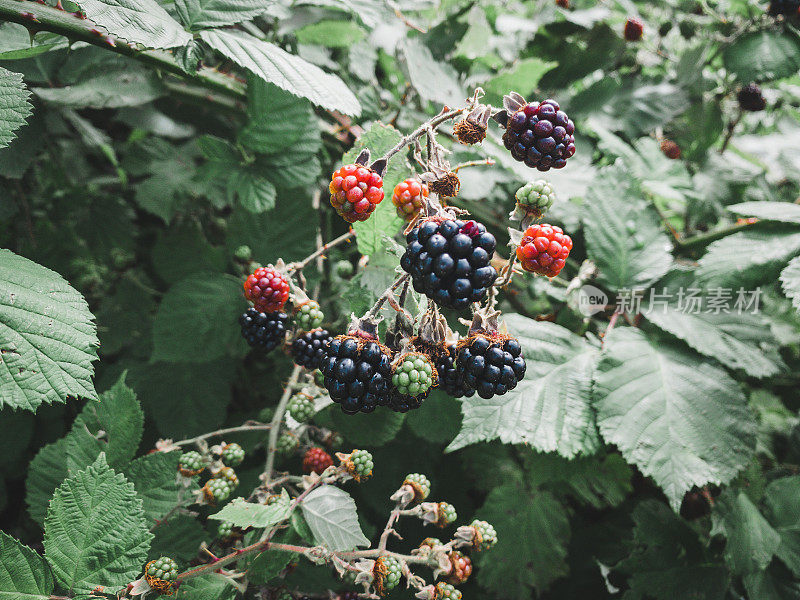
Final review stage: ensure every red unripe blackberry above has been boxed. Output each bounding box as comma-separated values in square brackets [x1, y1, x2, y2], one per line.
[320, 334, 394, 414]
[556, 0, 570, 6]
[239, 308, 288, 353]
[516, 223, 573, 278]
[244, 266, 290, 313]
[401, 218, 497, 310]
[329, 164, 385, 223]
[392, 178, 429, 222]
[502, 99, 575, 171]
[303, 447, 334, 474]
[446, 551, 473, 585]
[456, 334, 526, 399]
[290, 328, 333, 370]
[660, 139, 682, 160]
[737, 83, 767, 112]
[624, 17, 644, 41]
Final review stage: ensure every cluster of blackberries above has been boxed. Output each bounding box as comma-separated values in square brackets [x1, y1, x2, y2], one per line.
[501, 99, 575, 171]
[456, 335, 526, 399]
[239, 308, 288, 352]
[321, 335, 394, 414]
[401, 219, 497, 310]
[290, 328, 333, 369]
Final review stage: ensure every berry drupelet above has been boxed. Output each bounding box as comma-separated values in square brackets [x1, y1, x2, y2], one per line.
[239, 308, 288, 353]
[329, 164, 385, 223]
[401, 218, 497, 310]
[321, 335, 394, 414]
[456, 335, 526, 399]
[244, 266, 289, 312]
[445, 551, 473, 585]
[516, 223, 573, 278]
[290, 328, 333, 370]
[502, 99, 575, 171]
[392, 178, 429, 222]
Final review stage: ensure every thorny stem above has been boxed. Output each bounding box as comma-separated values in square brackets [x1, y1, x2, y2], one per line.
[497, 251, 519, 288]
[288, 230, 356, 273]
[364, 273, 411, 319]
[263, 365, 303, 484]
[173, 423, 272, 447]
[0, 0, 246, 100]
[378, 504, 403, 553]
[451, 158, 495, 173]
[602, 310, 622, 346]
[381, 108, 465, 163]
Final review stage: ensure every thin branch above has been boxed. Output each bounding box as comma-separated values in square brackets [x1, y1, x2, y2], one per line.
[0, 0, 245, 100]
[451, 158, 495, 173]
[173, 423, 272, 447]
[720, 108, 742, 154]
[364, 273, 411, 319]
[288, 230, 356, 273]
[263, 365, 303, 484]
[382, 108, 465, 163]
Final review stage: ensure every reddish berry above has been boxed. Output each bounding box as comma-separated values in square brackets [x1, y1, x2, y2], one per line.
[446, 551, 473, 585]
[244, 266, 290, 313]
[303, 447, 333, 474]
[624, 17, 644, 41]
[329, 164, 385, 223]
[517, 223, 573, 278]
[556, 0, 570, 6]
[660, 139, 682, 160]
[392, 178, 429, 222]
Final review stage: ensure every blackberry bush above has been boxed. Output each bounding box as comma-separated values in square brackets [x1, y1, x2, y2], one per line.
[401, 218, 497, 310]
[321, 334, 394, 414]
[290, 328, 332, 369]
[456, 334, 526, 399]
[239, 308, 289, 353]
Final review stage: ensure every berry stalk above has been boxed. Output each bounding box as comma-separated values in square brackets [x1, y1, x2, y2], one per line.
[172, 423, 272, 448]
[263, 364, 303, 483]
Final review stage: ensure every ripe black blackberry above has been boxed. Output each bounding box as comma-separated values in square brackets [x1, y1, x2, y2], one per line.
[290, 328, 332, 369]
[456, 335, 526, 399]
[737, 83, 766, 112]
[401, 219, 497, 310]
[239, 308, 288, 353]
[768, 0, 800, 16]
[500, 98, 575, 171]
[321, 335, 393, 414]
[435, 344, 474, 398]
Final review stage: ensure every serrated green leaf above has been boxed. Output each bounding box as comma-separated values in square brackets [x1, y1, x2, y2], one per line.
[712, 490, 781, 575]
[0, 530, 55, 600]
[230, 170, 277, 213]
[295, 20, 365, 48]
[72, 374, 143, 468]
[128, 359, 234, 438]
[730, 202, 800, 225]
[174, 573, 235, 600]
[0, 24, 68, 60]
[474, 483, 570, 598]
[0, 249, 98, 412]
[448, 316, 599, 458]
[781, 256, 800, 311]
[125, 452, 183, 523]
[618, 500, 728, 600]
[199, 29, 360, 115]
[723, 30, 800, 83]
[697, 228, 800, 289]
[26, 437, 70, 525]
[209, 493, 291, 529]
[152, 273, 247, 363]
[594, 327, 756, 510]
[764, 476, 800, 578]
[174, 0, 268, 29]
[399, 38, 465, 106]
[76, 0, 192, 48]
[482, 58, 557, 106]
[151, 223, 226, 285]
[343, 122, 405, 255]
[0, 66, 32, 149]
[405, 390, 461, 445]
[34, 69, 163, 109]
[301, 486, 369, 551]
[44, 454, 152, 594]
[582, 164, 673, 291]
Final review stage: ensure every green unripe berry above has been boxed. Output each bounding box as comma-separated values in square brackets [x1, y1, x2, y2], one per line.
[392, 353, 435, 398]
[404, 473, 431, 501]
[376, 555, 402, 591]
[217, 521, 236, 540]
[514, 180, 556, 219]
[234, 245, 252, 261]
[435, 582, 462, 600]
[335, 260, 354, 278]
[146, 557, 179, 582]
[294, 300, 325, 330]
[221, 443, 245, 467]
[204, 478, 233, 503]
[179, 450, 205, 473]
[348, 449, 374, 480]
[288, 393, 315, 423]
[276, 431, 300, 457]
[471, 519, 498, 551]
[437, 502, 457, 528]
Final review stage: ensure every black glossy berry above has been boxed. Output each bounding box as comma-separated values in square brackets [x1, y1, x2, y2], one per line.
[502, 100, 575, 171]
[768, 0, 800, 16]
[321, 335, 393, 414]
[290, 328, 333, 369]
[239, 308, 288, 353]
[401, 219, 497, 310]
[456, 335, 526, 399]
[737, 83, 767, 112]
[435, 345, 474, 398]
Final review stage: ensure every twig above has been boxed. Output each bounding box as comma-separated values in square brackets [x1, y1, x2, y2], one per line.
[364, 274, 411, 319]
[288, 230, 356, 273]
[173, 423, 272, 447]
[720, 108, 742, 154]
[381, 108, 465, 163]
[263, 365, 303, 484]
[601, 311, 621, 347]
[378, 504, 403, 553]
[451, 158, 495, 173]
